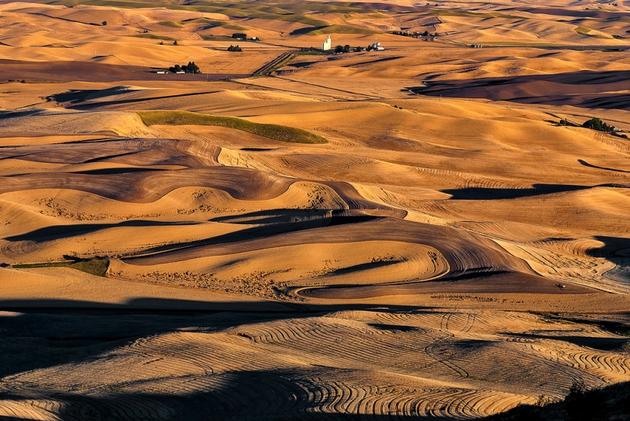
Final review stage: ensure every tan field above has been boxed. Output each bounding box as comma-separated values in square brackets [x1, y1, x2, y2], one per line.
[0, 1, 629, 420]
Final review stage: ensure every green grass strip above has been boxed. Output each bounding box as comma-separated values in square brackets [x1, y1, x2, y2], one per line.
[13, 257, 110, 277]
[138, 111, 327, 144]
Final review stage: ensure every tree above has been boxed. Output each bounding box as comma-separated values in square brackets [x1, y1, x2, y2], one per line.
[582, 117, 615, 133]
[173, 40, 178, 46]
[232, 32, 247, 39]
[183, 61, 201, 73]
[227, 45, 242, 52]
[168, 62, 202, 74]
[102, 20, 107, 26]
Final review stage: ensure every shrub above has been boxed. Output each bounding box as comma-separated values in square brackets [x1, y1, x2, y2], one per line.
[227, 45, 242, 52]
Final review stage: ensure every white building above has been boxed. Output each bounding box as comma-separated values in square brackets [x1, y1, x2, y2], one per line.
[322, 35, 332, 51]
[369, 41, 385, 51]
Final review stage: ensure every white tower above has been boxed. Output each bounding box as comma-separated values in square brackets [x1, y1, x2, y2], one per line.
[322, 35, 332, 51]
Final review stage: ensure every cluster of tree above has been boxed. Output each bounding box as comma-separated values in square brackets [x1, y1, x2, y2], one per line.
[231, 32, 259, 41]
[582, 117, 617, 133]
[168, 61, 201, 74]
[558, 117, 627, 138]
[391, 30, 439, 40]
[334, 44, 364, 54]
[331, 42, 386, 54]
[227, 45, 242, 52]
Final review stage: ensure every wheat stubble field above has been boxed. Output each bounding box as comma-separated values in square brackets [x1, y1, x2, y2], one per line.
[0, 1, 629, 420]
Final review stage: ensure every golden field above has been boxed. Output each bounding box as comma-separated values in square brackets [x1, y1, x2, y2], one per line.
[0, 1, 628, 420]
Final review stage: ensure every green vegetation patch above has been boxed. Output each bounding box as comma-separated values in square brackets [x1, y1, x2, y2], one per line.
[138, 111, 327, 144]
[13, 257, 110, 277]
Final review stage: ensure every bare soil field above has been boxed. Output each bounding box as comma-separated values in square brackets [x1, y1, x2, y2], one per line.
[0, 1, 628, 420]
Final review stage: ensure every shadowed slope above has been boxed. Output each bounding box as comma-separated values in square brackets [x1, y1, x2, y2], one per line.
[412, 70, 630, 109]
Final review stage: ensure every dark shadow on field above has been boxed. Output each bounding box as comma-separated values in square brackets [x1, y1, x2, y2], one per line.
[344, 56, 403, 67]
[409, 70, 630, 110]
[441, 183, 623, 200]
[240, 147, 277, 152]
[126, 211, 380, 260]
[1, 297, 627, 420]
[0, 137, 199, 167]
[289, 25, 328, 35]
[56, 90, 219, 110]
[578, 159, 630, 174]
[5, 220, 202, 243]
[327, 259, 401, 276]
[0, 109, 44, 120]
[586, 236, 630, 283]
[210, 208, 334, 225]
[298, 271, 583, 300]
[47, 86, 135, 104]
[0, 59, 247, 83]
[0, 381, 455, 420]
[486, 381, 630, 421]
[0, 297, 430, 379]
[71, 167, 167, 175]
[3, 358, 628, 420]
[506, 333, 629, 352]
